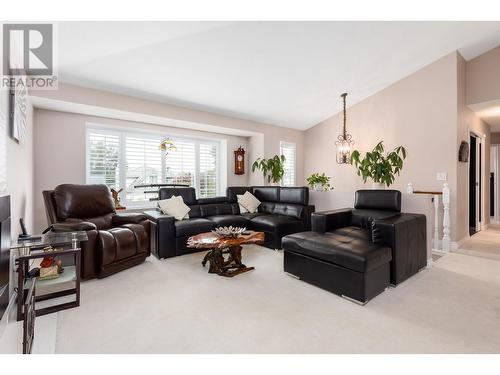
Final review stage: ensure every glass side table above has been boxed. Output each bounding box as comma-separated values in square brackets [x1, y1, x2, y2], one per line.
[11, 231, 88, 321]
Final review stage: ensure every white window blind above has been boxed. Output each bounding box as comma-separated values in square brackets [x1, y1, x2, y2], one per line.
[87, 132, 120, 189]
[165, 140, 196, 187]
[199, 142, 218, 198]
[86, 127, 222, 205]
[280, 141, 296, 187]
[125, 135, 162, 203]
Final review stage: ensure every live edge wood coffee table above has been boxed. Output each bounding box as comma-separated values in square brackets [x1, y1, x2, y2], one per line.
[187, 231, 264, 277]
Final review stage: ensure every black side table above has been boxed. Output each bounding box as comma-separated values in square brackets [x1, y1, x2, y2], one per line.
[11, 231, 88, 321]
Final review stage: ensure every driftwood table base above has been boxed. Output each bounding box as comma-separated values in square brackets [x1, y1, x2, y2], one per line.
[187, 231, 264, 278]
[201, 245, 255, 277]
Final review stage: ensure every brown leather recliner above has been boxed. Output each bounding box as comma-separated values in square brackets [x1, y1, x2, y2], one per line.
[42, 184, 151, 279]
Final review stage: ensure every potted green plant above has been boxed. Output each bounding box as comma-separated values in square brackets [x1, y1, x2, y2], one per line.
[350, 141, 407, 188]
[252, 155, 286, 185]
[306, 173, 332, 191]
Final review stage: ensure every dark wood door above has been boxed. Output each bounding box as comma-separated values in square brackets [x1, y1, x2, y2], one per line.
[469, 135, 477, 234]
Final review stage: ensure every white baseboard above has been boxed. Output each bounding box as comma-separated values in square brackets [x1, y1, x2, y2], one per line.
[432, 248, 448, 256]
[432, 235, 470, 256]
[426, 258, 433, 268]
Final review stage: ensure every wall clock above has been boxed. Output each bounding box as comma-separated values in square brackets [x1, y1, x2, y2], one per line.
[234, 146, 245, 175]
[11, 76, 28, 143]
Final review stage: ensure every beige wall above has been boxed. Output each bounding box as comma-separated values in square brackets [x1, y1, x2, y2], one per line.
[30, 83, 305, 185]
[466, 46, 500, 105]
[457, 53, 491, 240]
[304, 52, 461, 239]
[33, 109, 250, 231]
[0, 88, 34, 312]
[0, 91, 34, 239]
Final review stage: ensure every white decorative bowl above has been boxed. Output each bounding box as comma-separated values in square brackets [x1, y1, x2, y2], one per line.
[211, 226, 246, 238]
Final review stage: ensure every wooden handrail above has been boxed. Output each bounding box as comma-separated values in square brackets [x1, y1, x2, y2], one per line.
[413, 190, 442, 195]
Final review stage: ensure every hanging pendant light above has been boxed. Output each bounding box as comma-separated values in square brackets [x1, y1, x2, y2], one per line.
[335, 92, 354, 164]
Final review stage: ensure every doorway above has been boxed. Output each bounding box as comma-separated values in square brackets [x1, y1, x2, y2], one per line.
[469, 133, 482, 236]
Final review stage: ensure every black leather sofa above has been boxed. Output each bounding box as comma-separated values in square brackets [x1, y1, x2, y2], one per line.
[144, 186, 315, 259]
[282, 190, 427, 304]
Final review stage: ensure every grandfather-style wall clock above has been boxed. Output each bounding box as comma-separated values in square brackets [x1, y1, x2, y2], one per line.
[234, 146, 245, 175]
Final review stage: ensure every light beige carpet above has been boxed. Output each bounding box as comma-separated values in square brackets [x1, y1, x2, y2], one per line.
[55, 246, 500, 353]
[457, 225, 500, 260]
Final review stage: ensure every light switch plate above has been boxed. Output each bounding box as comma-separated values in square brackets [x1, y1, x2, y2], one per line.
[437, 172, 447, 181]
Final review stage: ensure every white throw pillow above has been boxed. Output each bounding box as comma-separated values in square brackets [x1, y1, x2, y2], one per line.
[236, 194, 248, 214]
[158, 195, 190, 221]
[238, 191, 261, 214]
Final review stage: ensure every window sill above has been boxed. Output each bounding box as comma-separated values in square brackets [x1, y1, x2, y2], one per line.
[118, 203, 157, 212]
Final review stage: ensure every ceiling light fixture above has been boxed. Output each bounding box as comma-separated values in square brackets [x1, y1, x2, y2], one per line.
[335, 93, 354, 164]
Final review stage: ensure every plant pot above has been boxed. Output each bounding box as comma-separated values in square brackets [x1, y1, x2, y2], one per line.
[314, 183, 324, 191]
[371, 182, 385, 189]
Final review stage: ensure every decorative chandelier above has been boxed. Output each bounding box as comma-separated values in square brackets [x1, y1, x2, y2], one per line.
[335, 93, 354, 164]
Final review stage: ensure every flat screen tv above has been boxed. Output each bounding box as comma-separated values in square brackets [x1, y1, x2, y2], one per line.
[0, 195, 11, 320]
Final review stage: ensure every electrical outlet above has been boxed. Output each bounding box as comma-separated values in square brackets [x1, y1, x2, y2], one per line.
[436, 172, 447, 181]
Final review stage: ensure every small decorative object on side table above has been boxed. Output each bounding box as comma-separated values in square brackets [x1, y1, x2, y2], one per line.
[187, 229, 264, 277]
[111, 188, 126, 210]
[11, 231, 88, 321]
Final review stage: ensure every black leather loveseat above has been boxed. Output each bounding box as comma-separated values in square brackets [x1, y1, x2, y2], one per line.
[144, 186, 314, 259]
[282, 190, 426, 304]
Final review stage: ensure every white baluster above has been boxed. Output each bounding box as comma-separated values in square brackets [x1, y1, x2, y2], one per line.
[442, 183, 451, 252]
[433, 194, 440, 250]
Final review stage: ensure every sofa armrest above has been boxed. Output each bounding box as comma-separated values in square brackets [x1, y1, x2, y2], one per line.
[112, 212, 148, 226]
[143, 210, 174, 223]
[311, 208, 352, 233]
[374, 213, 427, 285]
[143, 210, 176, 259]
[52, 221, 97, 232]
[302, 205, 315, 231]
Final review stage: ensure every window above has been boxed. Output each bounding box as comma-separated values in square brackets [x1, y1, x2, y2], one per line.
[87, 131, 120, 188]
[280, 141, 296, 187]
[86, 126, 221, 205]
[125, 135, 163, 204]
[199, 143, 218, 198]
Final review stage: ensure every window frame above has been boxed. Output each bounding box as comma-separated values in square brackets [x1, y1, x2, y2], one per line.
[85, 124, 223, 208]
[280, 141, 297, 187]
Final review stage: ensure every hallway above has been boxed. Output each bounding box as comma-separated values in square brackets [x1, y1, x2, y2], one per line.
[456, 224, 500, 260]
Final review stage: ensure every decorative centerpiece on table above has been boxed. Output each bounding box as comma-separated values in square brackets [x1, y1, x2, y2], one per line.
[211, 226, 247, 238]
[306, 173, 332, 191]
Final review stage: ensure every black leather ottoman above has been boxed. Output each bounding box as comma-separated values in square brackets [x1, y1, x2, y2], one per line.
[282, 230, 392, 304]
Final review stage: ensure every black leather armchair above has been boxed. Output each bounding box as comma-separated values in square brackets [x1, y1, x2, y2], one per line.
[282, 190, 427, 304]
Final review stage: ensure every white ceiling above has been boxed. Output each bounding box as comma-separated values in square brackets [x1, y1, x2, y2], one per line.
[57, 21, 500, 130]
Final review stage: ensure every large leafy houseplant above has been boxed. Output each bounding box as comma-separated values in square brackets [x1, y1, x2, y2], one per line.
[252, 155, 286, 184]
[350, 141, 407, 187]
[306, 173, 332, 191]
